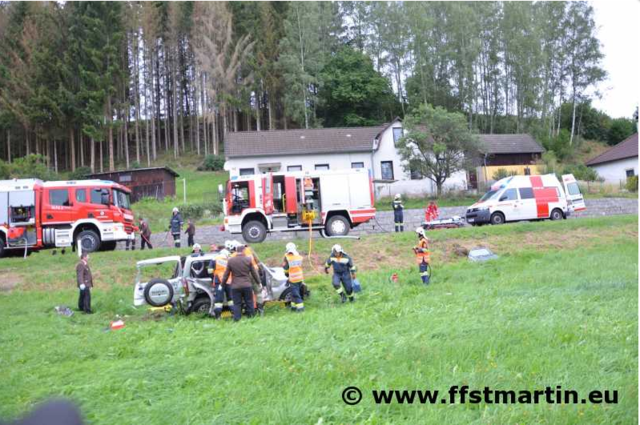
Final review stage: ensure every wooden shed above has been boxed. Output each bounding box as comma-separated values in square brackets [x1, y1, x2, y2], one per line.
[87, 167, 179, 202]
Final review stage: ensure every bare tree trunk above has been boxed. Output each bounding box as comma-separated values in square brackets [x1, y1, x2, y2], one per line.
[194, 77, 200, 156]
[53, 140, 58, 174]
[172, 64, 179, 159]
[90, 137, 95, 173]
[69, 127, 75, 171]
[7, 129, 11, 163]
[144, 77, 151, 167]
[268, 95, 274, 130]
[212, 112, 218, 155]
[570, 92, 577, 145]
[107, 94, 115, 171]
[79, 131, 84, 167]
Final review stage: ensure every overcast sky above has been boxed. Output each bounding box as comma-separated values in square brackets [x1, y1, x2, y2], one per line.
[590, 0, 639, 119]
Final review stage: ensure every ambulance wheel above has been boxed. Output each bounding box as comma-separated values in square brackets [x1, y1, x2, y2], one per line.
[77, 230, 101, 252]
[326, 215, 350, 236]
[190, 296, 212, 315]
[242, 221, 267, 243]
[550, 209, 563, 220]
[490, 212, 505, 225]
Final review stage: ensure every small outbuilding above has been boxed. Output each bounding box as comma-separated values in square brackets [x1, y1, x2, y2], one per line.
[87, 167, 179, 202]
[586, 133, 638, 185]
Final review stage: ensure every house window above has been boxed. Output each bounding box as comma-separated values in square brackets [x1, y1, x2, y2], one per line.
[315, 164, 330, 170]
[381, 161, 394, 180]
[50, 189, 70, 207]
[287, 165, 302, 172]
[351, 162, 364, 169]
[239, 168, 255, 176]
[119, 174, 132, 182]
[626, 169, 635, 177]
[392, 127, 403, 143]
[410, 163, 422, 180]
[524, 167, 531, 176]
[75, 189, 87, 203]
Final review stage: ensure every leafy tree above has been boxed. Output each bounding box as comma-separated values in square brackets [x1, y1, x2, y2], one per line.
[563, 163, 598, 182]
[318, 47, 398, 127]
[608, 118, 636, 146]
[398, 103, 481, 195]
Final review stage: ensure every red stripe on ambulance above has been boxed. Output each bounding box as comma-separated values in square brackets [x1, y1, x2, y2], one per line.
[529, 176, 558, 218]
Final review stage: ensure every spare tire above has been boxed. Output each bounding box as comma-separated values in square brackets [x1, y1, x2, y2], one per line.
[143, 278, 174, 307]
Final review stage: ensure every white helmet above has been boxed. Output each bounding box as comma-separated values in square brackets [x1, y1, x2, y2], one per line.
[219, 249, 230, 257]
[224, 240, 234, 251]
[394, 194, 401, 200]
[332, 244, 343, 254]
[193, 243, 201, 251]
[172, 207, 179, 213]
[286, 242, 297, 254]
[416, 227, 426, 237]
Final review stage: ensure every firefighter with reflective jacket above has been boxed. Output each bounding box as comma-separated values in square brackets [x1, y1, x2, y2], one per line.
[324, 244, 356, 303]
[208, 248, 231, 319]
[230, 240, 265, 316]
[282, 243, 305, 312]
[414, 227, 431, 285]
[392, 193, 404, 232]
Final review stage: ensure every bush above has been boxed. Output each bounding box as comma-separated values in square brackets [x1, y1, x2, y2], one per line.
[68, 166, 92, 180]
[540, 129, 572, 161]
[131, 161, 142, 169]
[9, 154, 55, 180]
[198, 155, 225, 171]
[562, 163, 599, 182]
[0, 159, 9, 179]
[492, 168, 518, 180]
[626, 176, 638, 193]
[179, 203, 222, 220]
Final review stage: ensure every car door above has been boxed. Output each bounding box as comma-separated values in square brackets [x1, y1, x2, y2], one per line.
[562, 174, 586, 212]
[496, 188, 519, 221]
[517, 187, 537, 220]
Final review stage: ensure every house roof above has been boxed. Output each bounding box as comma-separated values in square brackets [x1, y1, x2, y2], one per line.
[88, 166, 179, 178]
[586, 133, 638, 166]
[224, 122, 400, 158]
[478, 134, 544, 155]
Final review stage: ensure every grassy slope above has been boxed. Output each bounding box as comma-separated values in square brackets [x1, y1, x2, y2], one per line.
[0, 216, 637, 424]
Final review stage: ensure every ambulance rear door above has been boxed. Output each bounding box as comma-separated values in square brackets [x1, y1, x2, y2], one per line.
[562, 174, 586, 212]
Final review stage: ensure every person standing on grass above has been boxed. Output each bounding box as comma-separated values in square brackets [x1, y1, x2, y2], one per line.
[139, 218, 153, 250]
[221, 243, 260, 321]
[76, 253, 93, 314]
[282, 242, 305, 312]
[324, 244, 357, 303]
[169, 207, 183, 248]
[392, 193, 405, 232]
[414, 227, 431, 285]
[186, 219, 196, 247]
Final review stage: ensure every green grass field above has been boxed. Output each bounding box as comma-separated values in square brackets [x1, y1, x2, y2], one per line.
[0, 215, 637, 424]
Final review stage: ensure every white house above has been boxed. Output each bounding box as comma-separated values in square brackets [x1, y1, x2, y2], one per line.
[586, 133, 638, 184]
[223, 118, 468, 199]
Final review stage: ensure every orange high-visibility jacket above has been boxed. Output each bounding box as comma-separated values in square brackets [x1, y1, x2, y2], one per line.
[283, 253, 304, 283]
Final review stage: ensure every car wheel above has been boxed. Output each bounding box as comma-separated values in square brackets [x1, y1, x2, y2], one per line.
[550, 208, 563, 221]
[102, 241, 117, 251]
[76, 229, 101, 253]
[490, 212, 505, 225]
[279, 287, 293, 306]
[190, 296, 211, 315]
[242, 220, 267, 244]
[325, 215, 350, 236]
[143, 278, 174, 307]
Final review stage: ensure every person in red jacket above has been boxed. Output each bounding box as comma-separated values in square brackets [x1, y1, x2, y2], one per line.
[425, 201, 439, 223]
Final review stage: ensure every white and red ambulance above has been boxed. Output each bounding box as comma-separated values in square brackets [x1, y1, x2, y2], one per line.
[465, 174, 586, 225]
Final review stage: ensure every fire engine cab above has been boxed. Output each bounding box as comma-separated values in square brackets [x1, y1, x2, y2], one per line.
[0, 179, 136, 256]
[220, 168, 376, 243]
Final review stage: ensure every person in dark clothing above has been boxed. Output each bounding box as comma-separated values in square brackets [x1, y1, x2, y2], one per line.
[139, 218, 153, 250]
[169, 207, 183, 248]
[76, 253, 93, 314]
[186, 219, 196, 247]
[393, 193, 404, 232]
[221, 244, 261, 321]
[324, 244, 357, 303]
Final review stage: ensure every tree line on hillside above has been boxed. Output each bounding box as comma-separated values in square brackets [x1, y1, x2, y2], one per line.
[0, 1, 635, 175]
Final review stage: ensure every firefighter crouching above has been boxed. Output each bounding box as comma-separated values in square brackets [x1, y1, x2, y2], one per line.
[282, 243, 305, 312]
[414, 227, 431, 285]
[324, 244, 357, 303]
[208, 248, 231, 319]
[393, 193, 404, 232]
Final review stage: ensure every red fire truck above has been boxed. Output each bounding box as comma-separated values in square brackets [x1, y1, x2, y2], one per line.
[0, 179, 136, 256]
[220, 168, 376, 243]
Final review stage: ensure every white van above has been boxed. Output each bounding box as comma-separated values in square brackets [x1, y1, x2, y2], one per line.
[465, 174, 586, 225]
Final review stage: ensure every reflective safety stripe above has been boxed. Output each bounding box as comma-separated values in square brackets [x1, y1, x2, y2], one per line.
[214, 303, 223, 309]
[285, 253, 304, 283]
[420, 272, 429, 276]
[296, 303, 304, 309]
[335, 287, 344, 294]
[330, 257, 351, 264]
[227, 301, 234, 306]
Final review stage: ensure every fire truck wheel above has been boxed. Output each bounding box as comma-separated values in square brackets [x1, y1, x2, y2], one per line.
[325, 215, 350, 236]
[0, 236, 5, 258]
[77, 230, 102, 253]
[550, 209, 564, 220]
[490, 212, 505, 225]
[143, 278, 174, 307]
[242, 220, 267, 243]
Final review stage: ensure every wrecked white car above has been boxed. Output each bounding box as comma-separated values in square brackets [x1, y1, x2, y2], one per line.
[133, 253, 308, 315]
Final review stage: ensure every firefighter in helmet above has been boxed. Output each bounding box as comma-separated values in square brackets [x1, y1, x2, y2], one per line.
[392, 193, 404, 232]
[282, 242, 305, 312]
[324, 244, 356, 303]
[208, 248, 231, 319]
[414, 227, 431, 285]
